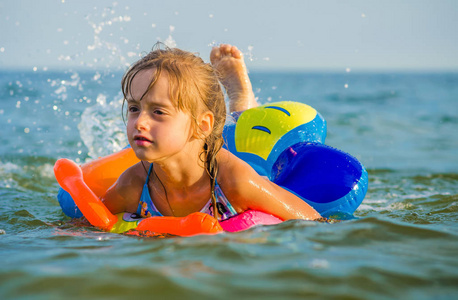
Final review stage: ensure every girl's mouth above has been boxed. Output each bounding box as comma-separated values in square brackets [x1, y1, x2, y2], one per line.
[133, 135, 153, 146]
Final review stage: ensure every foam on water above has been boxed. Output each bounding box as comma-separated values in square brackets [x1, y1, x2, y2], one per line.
[0, 161, 20, 188]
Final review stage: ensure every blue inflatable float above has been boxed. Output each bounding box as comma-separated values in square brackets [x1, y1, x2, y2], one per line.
[223, 101, 368, 218]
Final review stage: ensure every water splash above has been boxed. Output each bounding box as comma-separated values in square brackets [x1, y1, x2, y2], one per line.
[78, 94, 127, 160]
[84, 6, 134, 69]
[163, 25, 177, 48]
[50, 72, 82, 103]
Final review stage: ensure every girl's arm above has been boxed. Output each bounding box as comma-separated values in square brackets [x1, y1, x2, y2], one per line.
[102, 163, 144, 214]
[218, 150, 321, 221]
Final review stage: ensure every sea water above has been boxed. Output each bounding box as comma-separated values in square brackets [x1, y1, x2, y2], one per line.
[1, 70, 457, 299]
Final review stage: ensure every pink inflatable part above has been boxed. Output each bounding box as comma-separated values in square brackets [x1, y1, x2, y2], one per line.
[220, 210, 283, 232]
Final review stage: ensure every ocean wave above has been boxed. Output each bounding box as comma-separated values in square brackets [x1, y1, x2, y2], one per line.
[326, 90, 399, 103]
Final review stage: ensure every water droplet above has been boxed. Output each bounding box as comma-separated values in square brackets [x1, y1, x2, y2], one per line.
[246, 45, 254, 61]
[310, 258, 329, 269]
[164, 35, 177, 48]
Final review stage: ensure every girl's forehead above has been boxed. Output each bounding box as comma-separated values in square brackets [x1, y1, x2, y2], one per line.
[133, 68, 157, 87]
[129, 68, 169, 100]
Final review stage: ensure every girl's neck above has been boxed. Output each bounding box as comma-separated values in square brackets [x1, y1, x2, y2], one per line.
[153, 159, 208, 190]
[149, 158, 212, 217]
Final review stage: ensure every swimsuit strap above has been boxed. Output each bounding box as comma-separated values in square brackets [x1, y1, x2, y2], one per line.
[213, 176, 220, 197]
[145, 163, 154, 183]
[211, 175, 219, 217]
[137, 163, 162, 218]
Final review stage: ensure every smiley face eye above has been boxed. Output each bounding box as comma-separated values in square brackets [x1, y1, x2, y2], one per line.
[252, 126, 271, 134]
[264, 106, 291, 116]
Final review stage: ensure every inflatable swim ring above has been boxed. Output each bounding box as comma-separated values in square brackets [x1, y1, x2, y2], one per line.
[55, 101, 368, 235]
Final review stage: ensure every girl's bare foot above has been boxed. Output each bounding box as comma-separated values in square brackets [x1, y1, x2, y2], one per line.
[210, 44, 257, 112]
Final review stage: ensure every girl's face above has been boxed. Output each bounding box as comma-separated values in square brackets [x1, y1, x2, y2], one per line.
[126, 69, 195, 163]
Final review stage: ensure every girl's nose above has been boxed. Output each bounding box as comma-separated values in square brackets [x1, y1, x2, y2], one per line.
[135, 111, 150, 131]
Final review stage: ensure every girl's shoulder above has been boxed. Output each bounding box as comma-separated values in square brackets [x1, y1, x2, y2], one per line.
[115, 162, 149, 200]
[102, 161, 149, 214]
[117, 162, 149, 188]
[217, 149, 256, 177]
[216, 149, 259, 197]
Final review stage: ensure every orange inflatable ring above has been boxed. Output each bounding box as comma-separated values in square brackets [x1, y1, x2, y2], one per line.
[79, 147, 140, 199]
[54, 158, 223, 237]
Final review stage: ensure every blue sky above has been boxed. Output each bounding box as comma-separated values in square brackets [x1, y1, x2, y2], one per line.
[1, 0, 457, 71]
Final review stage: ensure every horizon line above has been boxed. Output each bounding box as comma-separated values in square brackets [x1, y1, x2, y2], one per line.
[1, 66, 457, 74]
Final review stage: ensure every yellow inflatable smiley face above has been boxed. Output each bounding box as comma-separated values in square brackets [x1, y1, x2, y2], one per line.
[234, 101, 317, 160]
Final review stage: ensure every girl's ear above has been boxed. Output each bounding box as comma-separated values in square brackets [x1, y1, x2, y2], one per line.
[197, 111, 214, 138]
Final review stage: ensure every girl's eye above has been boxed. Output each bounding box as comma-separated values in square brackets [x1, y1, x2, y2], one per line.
[128, 106, 139, 113]
[153, 109, 164, 115]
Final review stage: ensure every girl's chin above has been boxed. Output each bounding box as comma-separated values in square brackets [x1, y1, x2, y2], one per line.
[132, 147, 152, 159]
[133, 149, 165, 163]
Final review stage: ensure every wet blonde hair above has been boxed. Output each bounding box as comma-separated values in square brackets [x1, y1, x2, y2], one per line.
[121, 44, 226, 219]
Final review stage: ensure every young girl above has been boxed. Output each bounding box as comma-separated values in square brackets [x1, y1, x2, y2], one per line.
[102, 44, 321, 221]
